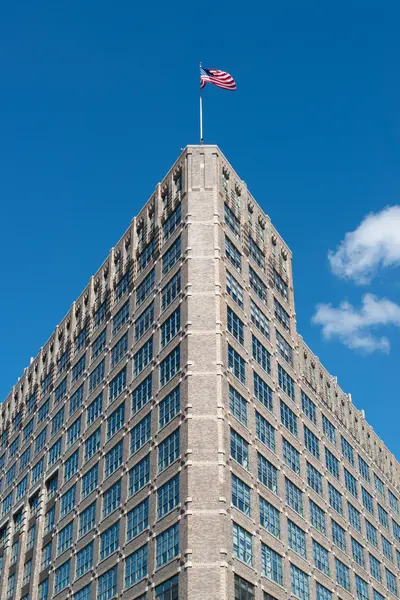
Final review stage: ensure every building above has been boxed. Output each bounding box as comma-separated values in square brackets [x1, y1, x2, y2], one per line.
[0, 145, 399, 600]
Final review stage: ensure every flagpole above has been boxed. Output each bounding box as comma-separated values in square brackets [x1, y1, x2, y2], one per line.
[199, 62, 203, 144]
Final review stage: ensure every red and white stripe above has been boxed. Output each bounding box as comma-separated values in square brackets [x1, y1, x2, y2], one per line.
[200, 69, 236, 91]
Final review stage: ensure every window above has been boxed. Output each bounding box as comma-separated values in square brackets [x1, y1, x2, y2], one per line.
[110, 333, 129, 369]
[105, 440, 123, 477]
[70, 384, 84, 416]
[309, 500, 326, 534]
[23, 418, 34, 440]
[45, 506, 55, 534]
[276, 329, 293, 365]
[332, 519, 346, 551]
[16, 475, 28, 501]
[370, 553, 382, 582]
[260, 496, 280, 537]
[226, 236, 241, 272]
[6, 574, 15, 600]
[274, 298, 290, 329]
[164, 201, 182, 239]
[91, 328, 107, 360]
[61, 484, 76, 517]
[249, 267, 267, 302]
[316, 584, 332, 600]
[304, 425, 319, 459]
[328, 483, 343, 515]
[307, 462, 323, 495]
[158, 429, 180, 472]
[35, 426, 48, 453]
[251, 300, 270, 339]
[125, 545, 148, 588]
[273, 269, 288, 302]
[254, 372, 273, 411]
[325, 447, 339, 479]
[382, 536, 393, 561]
[389, 490, 399, 514]
[366, 519, 378, 548]
[67, 417, 81, 448]
[230, 429, 249, 468]
[85, 427, 101, 461]
[256, 412, 276, 451]
[228, 345, 246, 384]
[249, 236, 265, 270]
[344, 467, 358, 497]
[32, 457, 44, 483]
[114, 267, 131, 302]
[348, 502, 362, 531]
[234, 574, 254, 600]
[107, 402, 125, 439]
[41, 543, 52, 570]
[79, 502, 96, 537]
[374, 473, 385, 497]
[335, 558, 350, 591]
[162, 236, 181, 275]
[291, 564, 309, 600]
[352, 537, 365, 567]
[226, 271, 244, 308]
[130, 413, 151, 454]
[286, 478, 303, 516]
[386, 569, 398, 597]
[301, 391, 316, 423]
[341, 436, 354, 465]
[288, 519, 306, 557]
[20, 446, 31, 472]
[155, 576, 179, 600]
[132, 375, 152, 415]
[57, 521, 73, 555]
[72, 354, 86, 382]
[258, 453, 278, 493]
[98, 567, 117, 600]
[356, 576, 369, 600]
[313, 539, 330, 574]
[161, 270, 181, 311]
[103, 479, 121, 517]
[135, 303, 154, 342]
[74, 585, 91, 600]
[283, 438, 300, 474]
[362, 487, 374, 514]
[278, 364, 295, 400]
[109, 366, 127, 402]
[378, 504, 389, 529]
[228, 307, 245, 347]
[54, 378, 67, 404]
[160, 345, 180, 386]
[52, 407, 64, 436]
[161, 308, 180, 347]
[82, 463, 98, 498]
[359, 455, 370, 482]
[232, 475, 251, 516]
[10, 539, 19, 565]
[158, 387, 180, 430]
[129, 454, 150, 496]
[55, 560, 70, 594]
[138, 238, 155, 273]
[280, 400, 298, 436]
[38, 579, 49, 600]
[2, 492, 12, 515]
[393, 519, 400, 542]
[155, 473, 178, 519]
[38, 399, 50, 423]
[233, 522, 253, 565]
[156, 523, 179, 567]
[89, 359, 105, 392]
[100, 521, 120, 560]
[252, 335, 271, 373]
[261, 544, 283, 585]
[64, 449, 79, 481]
[87, 393, 102, 426]
[113, 301, 130, 335]
[128, 497, 149, 539]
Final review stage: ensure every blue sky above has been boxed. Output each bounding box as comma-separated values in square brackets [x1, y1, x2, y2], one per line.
[1, 2, 400, 454]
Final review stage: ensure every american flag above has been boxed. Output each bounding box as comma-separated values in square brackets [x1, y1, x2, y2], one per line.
[200, 66, 236, 91]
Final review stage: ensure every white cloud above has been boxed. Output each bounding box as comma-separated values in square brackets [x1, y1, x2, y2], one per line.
[312, 293, 400, 353]
[328, 205, 400, 284]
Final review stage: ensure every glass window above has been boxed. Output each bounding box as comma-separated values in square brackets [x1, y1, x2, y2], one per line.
[107, 402, 125, 439]
[232, 475, 251, 517]
[61, 484, 76, 518]
[261, 544, 283, 585]
[274, 298, 290, 329]
[355, 576, 369, 600]
[79, 502, 96, 538]
[370, 553, 382, 582]
[256, 412, 276, 451]
[70, 384, 84, 416]
[288, 519, 307, 558]
[67, 417, 81, 448]
[352, 537, 365, 567]
[259, 496, 280, 537]
[87, 393, 102, 426]
[226, 236, 241, 272]
[84, 427, 101, 462]
[254, 372, 273, 411]
[335, 558, 350, 591]
[278, 364, 295, 400]
[258, 453, 278, 493]
[161, 270, 181, 311]
[332, 519, 346, 551]
[362, 486, 374, 514]
[103, 480, 121, 518]
[104, 440, 123, 477]
[290, 564, 309, 600]
[228, 307, 245, 344]
[251, 300, 270, 339]
[234, 574, 254, 600]
[286, 478, 303, 516]
[97, 567, 117, 600]
[309, 499, 326, 534]
[304, 425, 320, 459]
[132, 375, 152, 415]
[226, 270, 244, 308]
[92, 328, 107, 360]
[250, 267, 267, 302]
[307, 462, 323, 495]
[54, 560, 70, 594]
[366, 519, 378, 548]
[328, 482, 343, 515]
[156, 523, 179, 567]
[313, 539, 330, 574]
[57, 521, 73, 555]
[302, 391, 316, 423]
[341, 436, 355, 465]
[129, 454, 150, 497]
[160, 345, 180, 386]
[325, 447, 339, 479]
[112, 301, 130, 335]
[161, 307, 180, 347]
[125, 544, 148, 588]
[82, 463, 98, 498]
[109, 366, 127, 402]
[283, 438, 300, 474]
[233, 522, 253, 565]
[111, 334, 128, 368]
[252, 335, 271, 374]
[276, 329, 292, 365]
[158, 429, 180, 472]
[155, 576, 179, 600]
[230, 429, 249, 468]
[127, 497, 149, 539]
[280, 400, 298, 436]
[130, 413, 151, 454]
[100, 521, 120, 560]
[162, 237, 181, 275]
[348, 502, 362, 532]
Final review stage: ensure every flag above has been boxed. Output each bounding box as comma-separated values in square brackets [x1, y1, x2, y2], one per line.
[200, 66, 236, 91]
